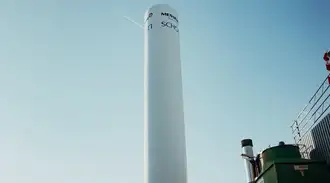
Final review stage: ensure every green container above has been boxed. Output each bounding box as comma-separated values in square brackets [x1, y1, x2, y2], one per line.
[261, 145, 301, 171]
[255, 160, 330, 183]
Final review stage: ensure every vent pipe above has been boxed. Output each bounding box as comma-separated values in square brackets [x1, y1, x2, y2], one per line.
[241, 139, 254, 183]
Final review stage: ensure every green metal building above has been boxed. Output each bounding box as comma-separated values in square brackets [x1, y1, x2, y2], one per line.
[242, 140, 330, 183]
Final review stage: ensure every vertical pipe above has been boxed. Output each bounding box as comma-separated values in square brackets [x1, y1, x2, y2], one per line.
[255, 153, 261, 175]
[241, 139, 254, 183]
[144, 4, 187, 183]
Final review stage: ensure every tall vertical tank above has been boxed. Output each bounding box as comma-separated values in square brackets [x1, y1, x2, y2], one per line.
[144, 4, 187, 183]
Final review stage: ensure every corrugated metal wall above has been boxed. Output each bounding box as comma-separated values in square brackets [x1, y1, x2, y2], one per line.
[300, 113, 330, 163]
[311, 113, 330, 164]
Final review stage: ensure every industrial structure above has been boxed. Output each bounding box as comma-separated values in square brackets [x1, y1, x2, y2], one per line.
[290, 50, 330, 163]
[144, 4, 187, 183]
[241, 52, 330, 182]
[241, 139, 330, 183]
[142, 4, 330, 183]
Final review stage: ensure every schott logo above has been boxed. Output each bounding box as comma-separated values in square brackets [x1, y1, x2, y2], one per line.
[161, 21, 179, 33]
[161, 12, 178, 23]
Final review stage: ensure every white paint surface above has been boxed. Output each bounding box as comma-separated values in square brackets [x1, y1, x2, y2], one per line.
[144, 4, 187, 183]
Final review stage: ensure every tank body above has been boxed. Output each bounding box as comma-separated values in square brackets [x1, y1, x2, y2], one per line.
[144, 4, 187, 183]
[261, 144, 301, 171]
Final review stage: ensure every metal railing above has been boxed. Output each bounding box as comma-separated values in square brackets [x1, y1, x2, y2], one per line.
[291, 74, 330, 146]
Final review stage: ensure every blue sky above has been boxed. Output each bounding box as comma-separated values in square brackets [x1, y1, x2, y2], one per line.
[1, 0, 330, 183]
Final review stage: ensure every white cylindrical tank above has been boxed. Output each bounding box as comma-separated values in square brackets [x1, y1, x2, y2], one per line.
[241, 139, 254, 183]
[144, 4, 187, 183]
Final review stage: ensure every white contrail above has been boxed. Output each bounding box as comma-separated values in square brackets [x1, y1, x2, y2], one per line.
[124, 16, 143, 29]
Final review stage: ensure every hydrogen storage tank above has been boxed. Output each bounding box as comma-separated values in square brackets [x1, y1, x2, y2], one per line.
[144, 4, 187, 183]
